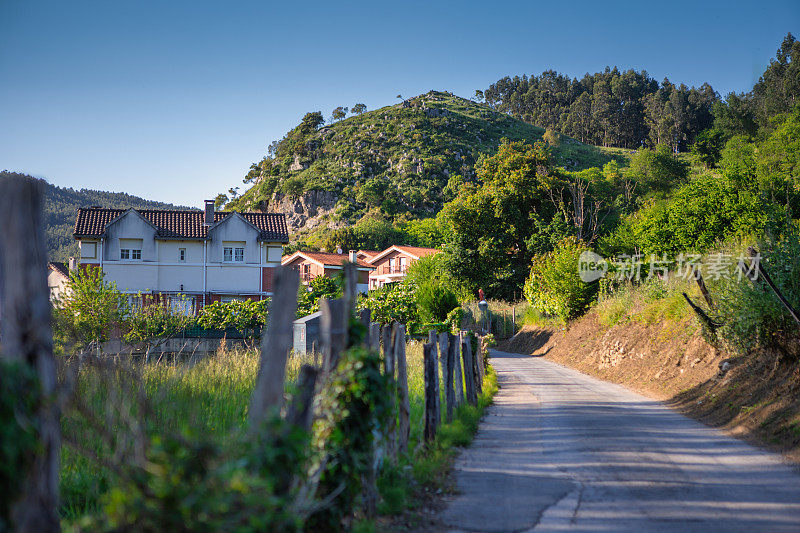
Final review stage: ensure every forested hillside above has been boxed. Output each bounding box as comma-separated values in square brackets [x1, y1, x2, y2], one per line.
[483, 68, 717, 152]
[225, 91, 624, 234]
[36, 178, 185, 262]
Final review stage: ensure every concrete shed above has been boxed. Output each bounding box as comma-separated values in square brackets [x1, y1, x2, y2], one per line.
[293, 311, 321, 355]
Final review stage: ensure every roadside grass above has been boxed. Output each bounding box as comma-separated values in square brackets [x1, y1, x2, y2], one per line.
[595, 278, 696, 329]
[59, 341, 497, 527]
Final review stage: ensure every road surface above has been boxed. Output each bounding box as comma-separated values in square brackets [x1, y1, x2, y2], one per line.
[440, 350, 800, 532]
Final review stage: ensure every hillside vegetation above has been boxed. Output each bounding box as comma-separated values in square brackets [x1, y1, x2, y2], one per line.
[226, 91, 623, 229]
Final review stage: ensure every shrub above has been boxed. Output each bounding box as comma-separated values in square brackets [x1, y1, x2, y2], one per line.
[358, 282, 418, 326]
[197, 299, 270, 331]
[524, 237, 597, 322]
[296, 276, 342, 318]
[709, 234, 800, 356]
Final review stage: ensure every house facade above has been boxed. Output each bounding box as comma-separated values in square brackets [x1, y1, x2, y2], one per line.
[73, 200, 289, 313]
[281, 250, 373, 293]
[367, 245, 440, 289]
[47, 261, 71, 301]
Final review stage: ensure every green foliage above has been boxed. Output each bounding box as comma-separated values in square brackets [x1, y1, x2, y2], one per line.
[0, 361, 40, 530]
[311, 345, 392, 529]
[603, 173, 785, 257]
[709, 234, 800, 356]
[322, 213, 406, 253]
[525, 237, 597, 322]
[54, 268, 128, 349]
[197, 299, 270, 331]
[485, 68, 715, 152]
[691, 128, 727, 168]
[296, 275, 343, 318]
[625, 144, 689, 193]
[125, 296, 196, 343]
[358, 282, 419, 326]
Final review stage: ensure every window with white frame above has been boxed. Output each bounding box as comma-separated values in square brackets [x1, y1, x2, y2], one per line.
[223, 241, 245, 262]
[120, 239, 143, 261]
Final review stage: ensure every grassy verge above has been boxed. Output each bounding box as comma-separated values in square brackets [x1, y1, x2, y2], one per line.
[59, 342, 497, 529]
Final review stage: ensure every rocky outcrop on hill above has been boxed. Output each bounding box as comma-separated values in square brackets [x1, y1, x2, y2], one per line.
[267, 189, 338, 231]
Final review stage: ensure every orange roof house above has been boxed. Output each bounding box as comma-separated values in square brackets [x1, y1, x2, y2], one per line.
[281, 250, 374, 293]
[367, 245, 440, 290]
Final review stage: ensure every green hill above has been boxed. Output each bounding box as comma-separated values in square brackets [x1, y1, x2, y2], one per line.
[34, 178, 186, 262]
[227, 91, 625, 231]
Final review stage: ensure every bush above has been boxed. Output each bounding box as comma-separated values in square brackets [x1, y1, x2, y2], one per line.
[524, 237, 597, 322]
[296, 276, 342, 318]
[197, 299, 270, 331]
[709, 234, 800, 355]
[358, 282, 418, 325]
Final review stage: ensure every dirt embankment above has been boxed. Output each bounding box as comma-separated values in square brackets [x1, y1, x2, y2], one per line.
[499, 312, 800, 462]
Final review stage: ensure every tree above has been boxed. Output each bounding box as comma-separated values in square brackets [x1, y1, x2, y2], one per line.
[331, 107, 348, 121]
[474, 90, 484, 103]
[55, 267, 128, 349]
[296, 275, 342, 317]
[352, 103, 367, 115]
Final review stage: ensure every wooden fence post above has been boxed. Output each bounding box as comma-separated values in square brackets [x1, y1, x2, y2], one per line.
[394, 324, 410, 454]
[428, 330, 441, 427]
[369, 322, 381, 353]
[440, 332, 455, 422]
[284, 365, 318, 433]
[320, 298, 347, 373]
[359, 308, 371, 348]
[477, 337, 485, 388]
[453, 332, 464, 406]
[249, 266, 299, 434]
[383, 323, 397, 462]
[461, 333, 477, 406]
[423, 341, 439, 442]
[0, 175, 61, 532]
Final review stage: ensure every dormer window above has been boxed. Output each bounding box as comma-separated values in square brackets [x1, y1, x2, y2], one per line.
[223, 241, 245, 262]
[120, 239, 143, 261]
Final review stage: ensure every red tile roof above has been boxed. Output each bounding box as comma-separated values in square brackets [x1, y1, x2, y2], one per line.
[357, 249, 380, 259]
[367, 245, 441, 264]
[73, 208, 289, 242]
[283, 251, 373, 268]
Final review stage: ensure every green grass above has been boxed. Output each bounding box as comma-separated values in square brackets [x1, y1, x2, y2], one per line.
[59, 342, 498, 527]
[595, 278, 695, 329]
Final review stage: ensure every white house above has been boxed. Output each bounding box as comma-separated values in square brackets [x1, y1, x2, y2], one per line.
[73, 200, 289, 313]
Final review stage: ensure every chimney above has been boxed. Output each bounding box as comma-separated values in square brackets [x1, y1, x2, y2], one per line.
[204, 200, 214, 226]
[349, 250, 358, 263]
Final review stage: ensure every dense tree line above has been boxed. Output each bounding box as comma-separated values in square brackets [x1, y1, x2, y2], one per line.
[484, 67, 716, 152]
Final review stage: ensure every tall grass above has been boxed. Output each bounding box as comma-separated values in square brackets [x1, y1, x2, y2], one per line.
[59, 342, 496, 524]
[595, 277, 694, 328]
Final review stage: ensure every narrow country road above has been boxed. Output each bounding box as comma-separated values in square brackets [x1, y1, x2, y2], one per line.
[440, 350, 800, 532]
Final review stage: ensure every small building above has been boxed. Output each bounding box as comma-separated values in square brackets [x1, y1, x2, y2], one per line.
[367, 245, 440, 289]
[47, 261, 72, 301]
[281, 250, 374, 293]
[293, 311, 321, 355]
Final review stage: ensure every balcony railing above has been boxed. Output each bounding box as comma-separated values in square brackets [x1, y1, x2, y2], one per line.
[380, 265, 408, 275]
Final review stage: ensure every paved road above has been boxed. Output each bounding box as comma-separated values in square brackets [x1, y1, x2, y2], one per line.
[440, 350, 800, 532]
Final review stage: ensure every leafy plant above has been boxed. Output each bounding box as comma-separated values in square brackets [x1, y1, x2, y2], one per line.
[296, 276, 342, 318]
[197, 299, 270, 331]
[525, 237, 597, 322]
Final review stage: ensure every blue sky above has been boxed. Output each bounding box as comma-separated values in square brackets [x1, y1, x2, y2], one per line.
[1, 0, 796, 207]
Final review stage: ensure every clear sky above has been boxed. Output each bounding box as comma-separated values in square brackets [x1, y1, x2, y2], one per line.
[1, 0, 796, 207]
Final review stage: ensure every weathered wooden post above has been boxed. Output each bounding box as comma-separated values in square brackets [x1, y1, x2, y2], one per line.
[440, 332, 455, 422]
[359, 308, 372, 347]
[394, 324, 410, 454]
[249, 266, 299, 434]
[383, 323, 397, 462]
[453, 332, 464, 406]
[423, 341, 439, 442]
[284, 364, 319, 433]
[320, 298, 347, 373]
[369, 322, 381, 353]
[0, 174, 61, 532]
[477, 336, 485, 388]
[428, 330, 442, 426]
[461, 333, 477, 405]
